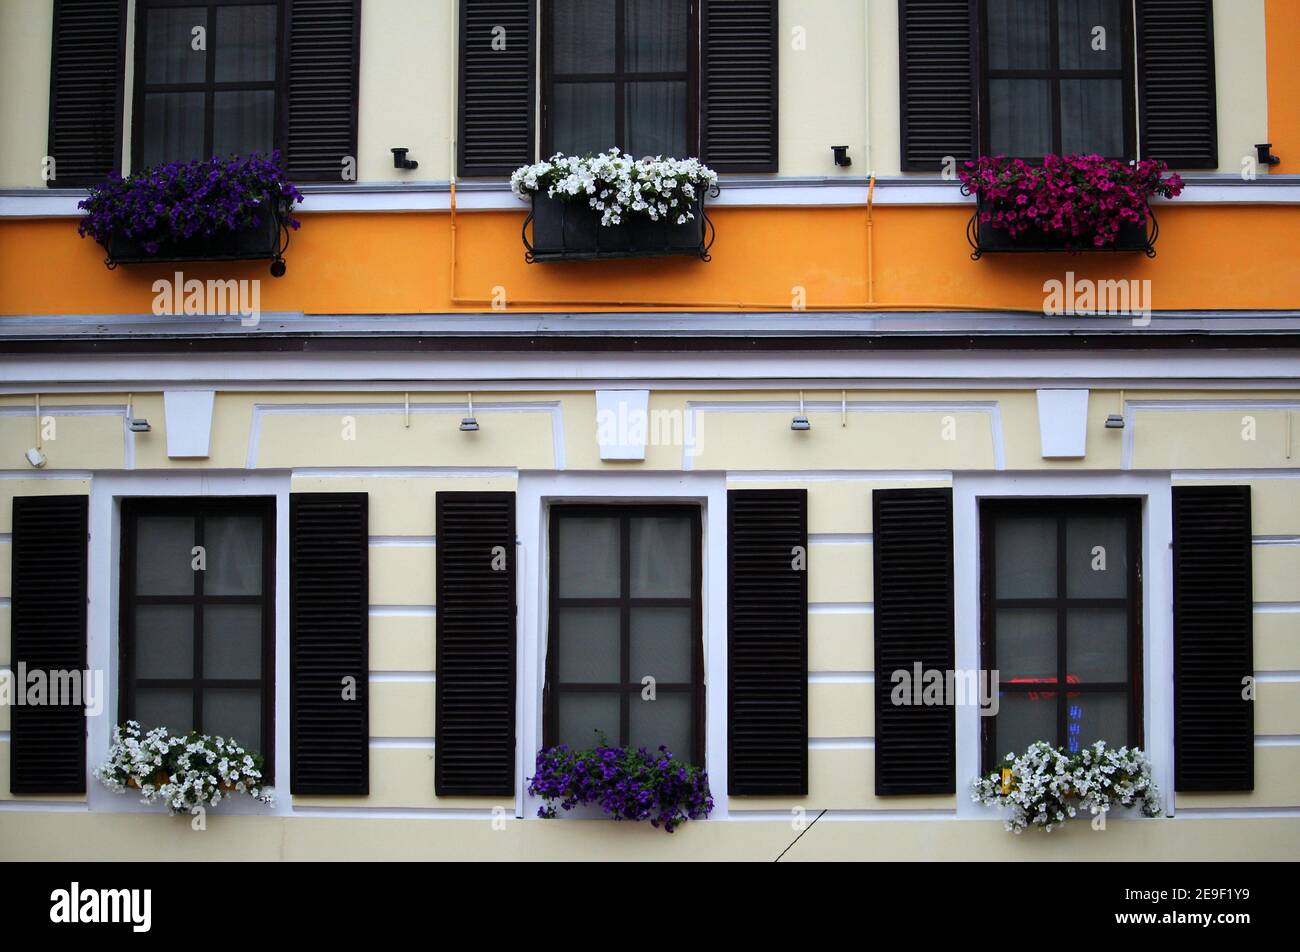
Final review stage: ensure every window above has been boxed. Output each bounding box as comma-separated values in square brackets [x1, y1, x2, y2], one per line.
[979, 0, 1135, 159]
[545, 506, 703, 762]
[132, 0, 284, 168]
[543, 0, 697, 158]
[980, 499, 1141, 770]
[120, 498, 275, 763]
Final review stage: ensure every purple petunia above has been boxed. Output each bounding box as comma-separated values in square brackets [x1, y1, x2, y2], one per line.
[527, 742, 714, 833]
[77, 152, 304, 254]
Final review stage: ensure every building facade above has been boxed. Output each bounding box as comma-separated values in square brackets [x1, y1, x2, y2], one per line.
[0, 0, 1297, 860]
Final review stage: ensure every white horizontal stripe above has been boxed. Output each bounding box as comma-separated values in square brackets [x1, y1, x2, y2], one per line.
[293, 467, 515, 478]
[809, 737, 873, 749]
[809, 603, 873, 614]
[1175, 807, 1300, 819]
[369, 737, 435, 748]
[809, 533, 873, 545]
[1174, 470, 1300, 480]
[1255, 603, 1300, 613]
[369, 536, 435, 547]
[1254, 671, 1300, 682]
[0, 801, 91, 813]
[369, 605, 436, 617]
[809, 672, 874, 684]
[8, 177, 1299, 217]
[729, 471, 951, 482]
[369, 671, 435, 683]
[1254, 536, 1300, 546]
[288, 806, 514, 820]
[727, 809, 956, 821]
[1255, 735, 1300, 746]
[0, 471, 94, 480]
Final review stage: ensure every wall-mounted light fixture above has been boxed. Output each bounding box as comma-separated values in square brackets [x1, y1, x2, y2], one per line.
[1105, 389, 1126, 429]
[832, 145, 852, 168]
[126, 393, 151, 432]
[391, 147, 419, 170]
[1256, 143, 1282, 167]
[791, 391, 811, 431]
[460, 392, 480, 432]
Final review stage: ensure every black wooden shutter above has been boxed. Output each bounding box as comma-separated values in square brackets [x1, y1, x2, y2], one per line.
[1137, 0, 1218, 169]
[701, 0, 779, 173]
[435, 492, 516, 796]
[873, 488, 954, 796]
[458, 0, 535, 176]
[10, 496, 88, 794]
[284, 0, 362, 183]
[290, 493, 368, 794]
[898, 0, 976, 173]
[1173, 486, 1253, 791]
[46, 0, 126, 188]
[728, 489, 807, 795]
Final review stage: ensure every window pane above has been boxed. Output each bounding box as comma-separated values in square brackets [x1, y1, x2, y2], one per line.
[1068, 691, 1127, 752]
[142, 92, 207, 168]
[993, 516, 1056, 597]
[204, 687, 261, 748]
[134, 605, 194, 679]
[989, 79, 1053, 156]
[203, 605, 263, 679]
[551, 83, 616, 156]
[557, 516, 621, 596]
[626, 0, 688, 72]
[994, 691, 1057, 759]
[987, 0, 1050, 69]
[213, 89, 276, 158]
[215, 5, 278, 82]
[1060, 79, 1125, 156]
[552, 0, 616, 73]
[135, 687, 194, 737]
[626, 81, 687, 158]
[629, 515, 691, 596]
[1058, 0, 1122, 71]
[1066, 607, 1127, 682]
[145, 7, 207, 83]
[557, 693, 620, 749]
[995, 607, 1056, 681]
[629, 606, 692, 683]
[629, 692, 691, 760]
[556, 607, 621, 683]
[136, 515, 197, 596]
[204, 514, 263, 595]
[1065, 515, 1127, 597]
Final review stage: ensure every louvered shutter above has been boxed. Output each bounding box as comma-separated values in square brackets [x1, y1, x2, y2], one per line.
[1173, 486, 1253, 791]
[290, 493, 368, 794]
[728, 489, 807, 796]
[10, 496, 88, 794]
[435, 493, 516, 796]
[898, 0, 976, 173]
[701, 0, 778, 173]
[1137, 0, 1218, 169]
[458, 0, 535, 177]
[873, 489, 954, 795]
[46, 0, 126, 188]
[285, 0, 362, 183]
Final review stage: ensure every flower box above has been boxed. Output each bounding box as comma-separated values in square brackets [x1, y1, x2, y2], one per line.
[958, 154, 1182, 261]
[969, 195, 1155, 257]
[525, 192, 710, 262]
[103, 202, 288, 272]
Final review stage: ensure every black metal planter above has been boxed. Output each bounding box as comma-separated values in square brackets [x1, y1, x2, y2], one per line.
[523, 191, 715, 263]
[102, 203, 292, 276]
[965, 194, 1158, 260]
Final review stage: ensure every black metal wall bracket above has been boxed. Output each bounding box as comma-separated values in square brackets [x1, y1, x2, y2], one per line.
[1256, 143, 1282, 167]
[391, 148, 419, 170]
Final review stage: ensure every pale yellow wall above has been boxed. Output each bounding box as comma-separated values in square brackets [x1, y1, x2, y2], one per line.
[0, 0, 1274, 185]
[1134, 408, 1298, 470]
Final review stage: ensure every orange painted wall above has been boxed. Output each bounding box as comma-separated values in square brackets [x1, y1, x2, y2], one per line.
[1266, 0, 1300, 174]
[2, 204, 1298, 316]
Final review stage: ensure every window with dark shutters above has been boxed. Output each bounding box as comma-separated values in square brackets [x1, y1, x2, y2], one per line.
[898, 0, 976, 173]
[458, 0, 536, 177]
[873, 488, 954, 796]
[1137, 0, 1218, 169]
[10, 496, 88, 795]
[46, 0, 126, 188]
[727, 489, 806, 796]
[1173, 486, 1253, 792]
[435, 492, 516, 797]
[290, 493, 368, 795]
[285, 0, 362, 182]
[701, 0, 779, 173]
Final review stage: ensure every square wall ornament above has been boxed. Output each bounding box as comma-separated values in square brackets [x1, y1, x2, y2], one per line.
[1037, 390, 1090, 459]
[595, 390, 650, 461]
[163, 390, 216, 458]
